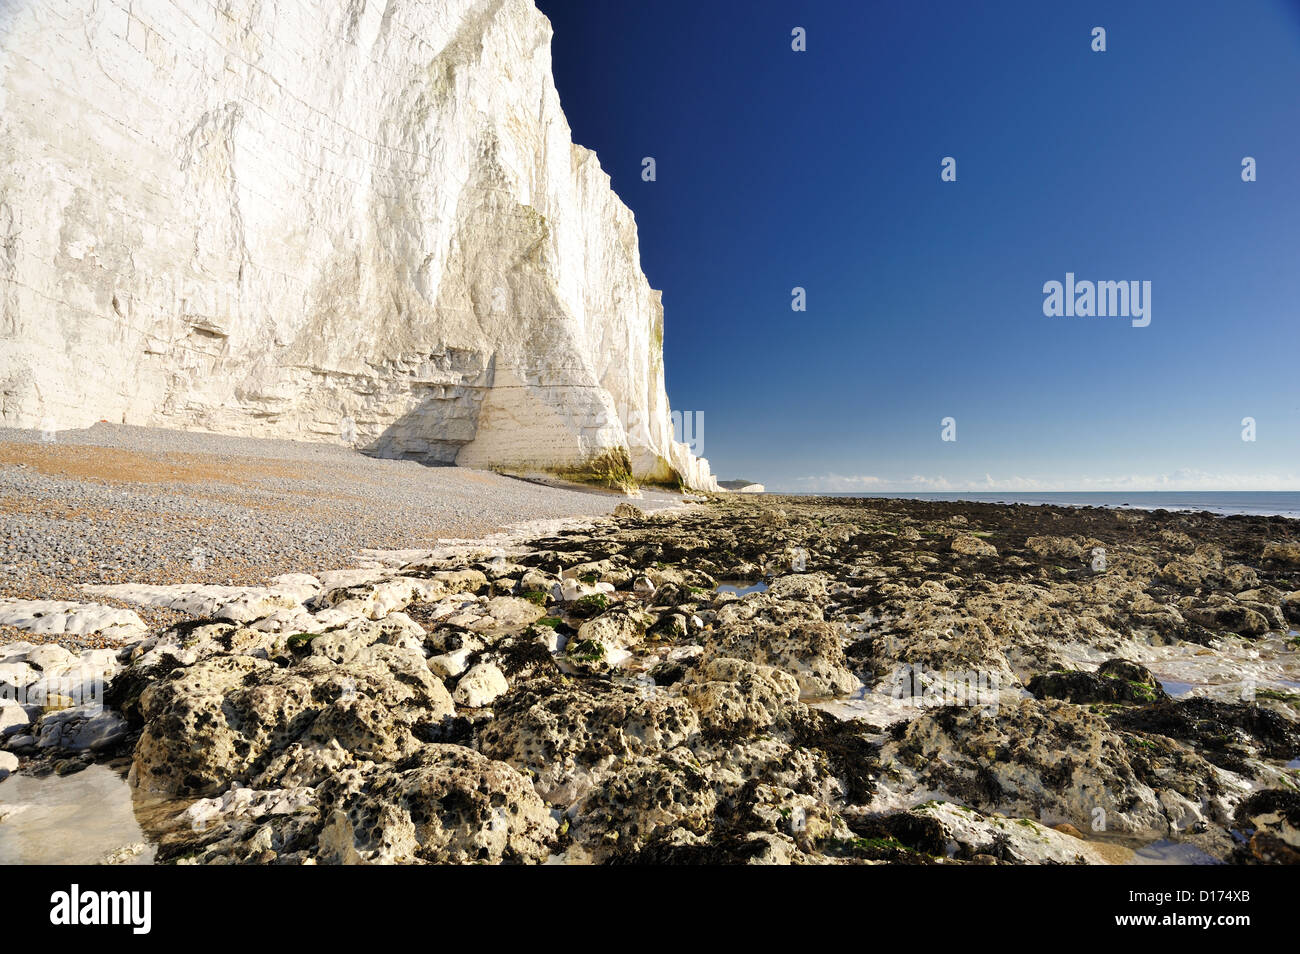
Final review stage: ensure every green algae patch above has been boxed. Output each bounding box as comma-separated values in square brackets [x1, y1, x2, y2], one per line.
[555, 448, 638, 493]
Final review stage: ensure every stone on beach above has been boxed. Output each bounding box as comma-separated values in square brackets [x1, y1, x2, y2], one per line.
[452, 663, 509, 709]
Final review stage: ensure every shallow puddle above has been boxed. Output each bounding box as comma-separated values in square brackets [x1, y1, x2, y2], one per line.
[715, 581, 768, 596]
[1138, 630, 1300, 708]
[0, 764, 162, 864]
[1156, 678, 1196, 698]
[1127, 839, 1223, 865]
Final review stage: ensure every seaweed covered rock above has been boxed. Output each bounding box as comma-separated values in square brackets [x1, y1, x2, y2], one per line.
[1107, 697, 1300, 776]
[881, 698, 1227, 838]
[25, 491, 1300, 866]
[1231, 789, 1300, 864]
[1028, 658, 1167, 705]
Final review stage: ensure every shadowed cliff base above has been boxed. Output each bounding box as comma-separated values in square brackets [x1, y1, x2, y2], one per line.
[367, 389, 695, 495]
[489, 448, 690, 496]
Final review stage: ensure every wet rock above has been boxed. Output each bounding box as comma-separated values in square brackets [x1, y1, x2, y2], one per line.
[882, 699, 1215, 838]
[40, 707, 127, 751]
[181, 783, 316, 834]
[1281, 590, 1300, 624]
[1232, 789, 1300, 864]
[911, 801, 1110, 864]
[1180, 597, 1271, 637]
[1107, 698, 1300, 775]
[1028, 659, 1167, 705]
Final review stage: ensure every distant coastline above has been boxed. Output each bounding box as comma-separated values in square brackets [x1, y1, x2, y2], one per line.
[768, 491, 1300, 520]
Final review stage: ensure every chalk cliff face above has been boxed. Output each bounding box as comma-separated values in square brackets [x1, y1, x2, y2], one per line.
[0, 0, 716, 490]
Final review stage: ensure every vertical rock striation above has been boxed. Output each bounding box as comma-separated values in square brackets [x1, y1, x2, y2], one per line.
[0, 0, 717, 490]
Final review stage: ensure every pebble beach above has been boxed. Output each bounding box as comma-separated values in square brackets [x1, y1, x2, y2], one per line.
[0, 423, 677, 647]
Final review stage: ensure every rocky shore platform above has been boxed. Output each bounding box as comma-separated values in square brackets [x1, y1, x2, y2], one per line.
[3, 491, 1300, 864]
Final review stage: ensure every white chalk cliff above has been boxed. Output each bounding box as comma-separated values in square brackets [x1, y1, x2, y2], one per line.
[0, 0, 717, 490]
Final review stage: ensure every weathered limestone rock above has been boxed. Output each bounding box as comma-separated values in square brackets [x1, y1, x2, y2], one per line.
[913, 802, 1112, 865]
[881, 698, 1231, 839]
[1025, 535, 1084, 560]
[679, 657, 803, 736]
[951, 534, 997, 557]
[479, 682, 699, 804]
[0, 599, 146, 642]
[316, 746, 557, 864]
[132, 634, 454, 796]
[574, 603, 653, 652]
[708, 596, 860, 697]
[15, 495, 1294, 865]
[452, 661, 508, 708]
[1261, 543, 1300, 567]
[0, 0, 716, 490]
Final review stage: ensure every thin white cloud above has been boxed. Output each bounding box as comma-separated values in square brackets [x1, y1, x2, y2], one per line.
[782, 470, 1300, 493]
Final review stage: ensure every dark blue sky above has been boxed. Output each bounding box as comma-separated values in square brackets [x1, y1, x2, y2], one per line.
[536, 0, 1300, 491]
